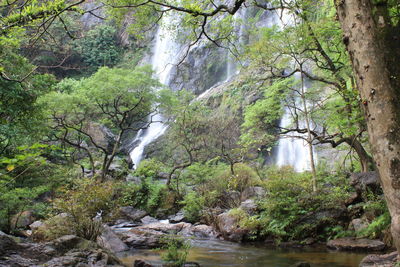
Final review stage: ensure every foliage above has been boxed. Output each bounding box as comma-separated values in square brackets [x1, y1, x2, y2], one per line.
[75, 25, 122, 71]
[53, 178, 118, 240]
[181, 191, 205, 223]
[134, 159, 164, 178]
[119, 178, 168, 214]
[0, 144, 72, 233]
[160, 235, 191, 267]
[218, 163, 261, 192]
[257, 167, 352, 242]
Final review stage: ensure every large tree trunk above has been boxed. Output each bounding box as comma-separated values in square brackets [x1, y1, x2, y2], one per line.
[336, 0, 400, 253]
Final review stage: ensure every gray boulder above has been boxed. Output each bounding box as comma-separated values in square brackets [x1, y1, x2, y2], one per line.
[241, 186, 266, 201]
[97, 225, 129, 253]
[239, 199, 258, 215]
[350, 171, 381, 193]
[351, 218, 369, 232]
[119, 207, 147, 221]
[327, 237, 385, 251]
[216, 212, 248, 242]
[140, 216, 158, 224]
[359, 251, 397, 267]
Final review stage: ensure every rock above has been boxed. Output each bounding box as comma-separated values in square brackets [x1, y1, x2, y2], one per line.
[240, 186, 266, 201]
[359, 251, 398, 267]
[350, 171, 381, 193]
[84, 122, 116, 153]
[140, 216, 158, 224]
[120, 207, 147, 221]
[327, 237, 385, 251]
[351, 218, 369, 232]
[239, 199, 257, 215]
[189, 224, 218, 238]
[168, 211, 185, 223]
[0, 234, 124, 267]
[120, 228, 164, 248]
[345, 192, 361, 206]
[134, 259, 154, 267]
[11, 210, 35, 229]
[97, 225, 129, 253]
[30, 220, 45, 231]
[126, 174, 142, 184]
[291, 262, 311, 267]
[216, 212, 248, 242]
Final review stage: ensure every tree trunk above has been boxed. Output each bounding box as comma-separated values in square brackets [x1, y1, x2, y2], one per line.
[336, 0, 400, 253]
[344, 138, 374, 172]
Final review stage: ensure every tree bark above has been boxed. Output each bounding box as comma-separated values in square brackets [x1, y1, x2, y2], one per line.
[336, 0, 400, 253]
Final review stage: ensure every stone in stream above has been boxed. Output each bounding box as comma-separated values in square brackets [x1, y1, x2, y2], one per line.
[216, 212, 248, 242]
[359, 251, 398, 267]
[327, 237, 385, 251]
[0, 234, 124, 267]
[97, 225, 129, 253]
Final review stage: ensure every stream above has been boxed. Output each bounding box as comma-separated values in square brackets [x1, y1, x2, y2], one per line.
[118, 238, 367, 267]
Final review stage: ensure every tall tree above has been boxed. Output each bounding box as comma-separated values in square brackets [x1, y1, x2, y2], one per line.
[335, 0, 400, 254]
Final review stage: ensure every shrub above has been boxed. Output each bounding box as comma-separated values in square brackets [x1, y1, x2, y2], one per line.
[181, 191, 205, 223]
[160, 236, 191, 267]
[134, 159, 164, 178]
[257, 167, 352, 242]
[53, 178, 117, 240]
[217, 163, 260, 192]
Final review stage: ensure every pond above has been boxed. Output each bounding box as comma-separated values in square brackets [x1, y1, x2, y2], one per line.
[118, 238, 367, 267]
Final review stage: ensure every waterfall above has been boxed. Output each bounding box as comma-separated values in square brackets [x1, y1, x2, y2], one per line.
[275, 73, 317, 172]
[129, 13, 179, 168]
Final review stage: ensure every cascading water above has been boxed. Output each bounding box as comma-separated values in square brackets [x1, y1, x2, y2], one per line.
[129, 13, 180, 168]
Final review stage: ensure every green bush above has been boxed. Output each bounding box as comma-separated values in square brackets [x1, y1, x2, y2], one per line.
[75, 25, 122, 70]
[256, 167, 352, 242]
[160, 236, 191, 267]
[119, 177, 168, 214]
[134, 159, 164, 179]
[181, 191, 205, 223]
[218, 163, 261, 192]
[53, 178, 118, 240]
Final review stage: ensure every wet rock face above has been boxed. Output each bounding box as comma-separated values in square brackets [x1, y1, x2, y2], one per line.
[168, 44, 227, 95]
[327, 237, 386, 251]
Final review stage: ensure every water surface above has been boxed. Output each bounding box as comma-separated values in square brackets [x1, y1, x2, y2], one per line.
[118, 238, 367, 267]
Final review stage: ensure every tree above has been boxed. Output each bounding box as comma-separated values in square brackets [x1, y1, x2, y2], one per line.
[334, 0, 400, 254]
[41, 66, 159, 179]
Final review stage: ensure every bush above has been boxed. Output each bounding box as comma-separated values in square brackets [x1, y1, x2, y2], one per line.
[181, 191, 205, 223]
[75, 25, 122, 70]
[53, 178, 118, 240]
[257, 167, 352, 242]
[160, 236, 191, 267]
[217, 163, 260, 192]
[134, 159, 164, 179]
[119, 178, 169, 214]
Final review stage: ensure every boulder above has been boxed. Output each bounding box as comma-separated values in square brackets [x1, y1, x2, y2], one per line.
[239, 199, 257, 215]
[11, 210, 35, 229]
[189, 224, 218, 238]
[30, 220, 45, 231]
[119, 228, 164, 248]
[350, 171, 381, 193]
[134, 259, 154, 267]
[327, 237, 385, 251]
[291, 262, 311, 267]
[119, 207, 147, 221]
[240, 186, 266, 201]
[216, 212, 248, 242]
[168, 211, 185, 223]
[351, 218, 369, 232]
[359, 251, 398, 267]
[140, 216, 158, 224]
[0, 234, 124, 267]
[97, 225, 129, 253]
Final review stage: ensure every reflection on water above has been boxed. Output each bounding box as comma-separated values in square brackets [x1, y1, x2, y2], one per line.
[118, 238, 367, 267]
